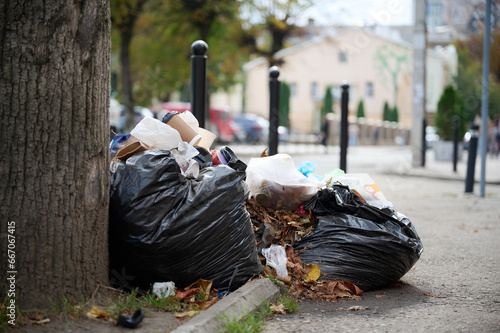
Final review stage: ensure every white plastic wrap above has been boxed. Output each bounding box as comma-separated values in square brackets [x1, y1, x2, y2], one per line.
[262, 244, 288, 278]
[130, 116, 182, 150]
[152, 282, 176, 298]
[246, 154, 321, 211]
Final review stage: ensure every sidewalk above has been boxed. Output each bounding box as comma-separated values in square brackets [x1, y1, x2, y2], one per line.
[170, 143, 498, 333]
[400, 149, 500, 185]
[224, 143, 500, 185]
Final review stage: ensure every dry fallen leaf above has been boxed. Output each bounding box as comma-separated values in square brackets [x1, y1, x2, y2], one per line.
[28, 312, 47, 321]
[34, 318, 50, 325]
[304, 264, 321, 283]
[186, 279, 213, 296]
[270, 304, 287, 315]
[275, 275, 292, 284]
[175, 288, 199, 301]
[86, 306, 111, 319]
[193, 297, 219, 310]
[174, 310, 200, 319]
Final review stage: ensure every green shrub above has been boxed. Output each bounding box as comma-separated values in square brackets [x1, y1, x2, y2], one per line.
[435, 84, 466, 140]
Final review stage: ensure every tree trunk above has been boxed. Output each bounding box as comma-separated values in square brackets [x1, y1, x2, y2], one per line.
[0, 0, 110, 309]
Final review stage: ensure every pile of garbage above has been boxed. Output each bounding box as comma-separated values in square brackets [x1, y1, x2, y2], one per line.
[109, 112, 423, 300]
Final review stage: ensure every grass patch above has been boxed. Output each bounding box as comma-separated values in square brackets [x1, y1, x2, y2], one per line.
[54, 296, 88, 319]
[278, 294, 298, 314]
[140, 291, 183, 312]
[265, 275, 285, 288]
[13, 285, 191, 328]
[220, 303, 273, 333]
[220, 278, 300, 333]
[102, 287, 190, 318]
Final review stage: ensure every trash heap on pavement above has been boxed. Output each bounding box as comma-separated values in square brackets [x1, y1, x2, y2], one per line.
[109, 112, 423, 303]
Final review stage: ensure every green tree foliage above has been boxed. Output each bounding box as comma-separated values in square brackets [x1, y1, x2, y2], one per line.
[321, 86, 333, 118]
[455, 27, 500, 83]
[435, 84, 466, 141]
[454, 28, 500, 124]
[239, 0, 313, 66]
[453, 42, 483, 124]
[356, 99, 365, 118]
[383, 101, 390, 121]
[279, 81, 290, 128]
[111, 0, 247, 107]
[390, 106, 398, 123]
[489, 81, 500, 121]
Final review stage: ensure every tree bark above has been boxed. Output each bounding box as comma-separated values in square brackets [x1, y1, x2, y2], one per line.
[0, 0, 110, 309]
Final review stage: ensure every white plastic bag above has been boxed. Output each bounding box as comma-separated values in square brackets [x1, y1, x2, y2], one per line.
[152, 281, 176, 298]
[246, 154, 320, 211]
[262, 244, 288, 278]
[170, 141, 201, 178]
[130, 116, 182, 150]
[329, 173, 392, 209]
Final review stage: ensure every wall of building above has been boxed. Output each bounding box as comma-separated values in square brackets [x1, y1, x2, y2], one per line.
[242, 28, 456, 135]
[244, 29, 415, 134]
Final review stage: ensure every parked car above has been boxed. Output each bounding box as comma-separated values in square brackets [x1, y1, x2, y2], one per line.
[233, 113, 289, 143]
[159, 102, 235, 143]
[232, 114, 265, 143]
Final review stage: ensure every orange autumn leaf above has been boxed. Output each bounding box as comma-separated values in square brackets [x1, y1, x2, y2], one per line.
[175, 288, 199, 301]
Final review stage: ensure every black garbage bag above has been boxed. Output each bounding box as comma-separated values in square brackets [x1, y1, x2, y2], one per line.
[109, 150, 262, 291]
[293, 184, 423, 291]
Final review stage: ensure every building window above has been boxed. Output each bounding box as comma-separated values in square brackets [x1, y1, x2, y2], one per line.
[311, 82, 319, 99]
[339, 51, 347, 63]
[426, 3, 445, 27]
[365, 82, 374, 98]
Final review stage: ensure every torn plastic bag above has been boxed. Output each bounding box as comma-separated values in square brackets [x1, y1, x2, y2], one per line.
[294, 184, 423, 291]
[109, 149, 262, 292]
[246, 154, 320, 211]
[262, 244, 288, 278]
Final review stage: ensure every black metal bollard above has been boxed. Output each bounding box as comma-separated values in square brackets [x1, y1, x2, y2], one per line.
[191, 40, 208, 129]
[452, 116, 459, 172]
[465, 124, 479, 193]
[340, 83, 349, 172]
[268, 66, 280, 156]
[422, 118, 426, 167]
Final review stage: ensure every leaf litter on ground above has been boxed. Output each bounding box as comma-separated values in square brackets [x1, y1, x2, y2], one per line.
[247, 198, 364, 303]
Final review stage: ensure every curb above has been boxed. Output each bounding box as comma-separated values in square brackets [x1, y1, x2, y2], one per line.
[171, 278, 280, 333]
[386, 169, 500, 186]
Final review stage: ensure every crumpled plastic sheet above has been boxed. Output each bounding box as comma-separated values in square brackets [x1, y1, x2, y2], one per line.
[262, 244, 288, 278]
